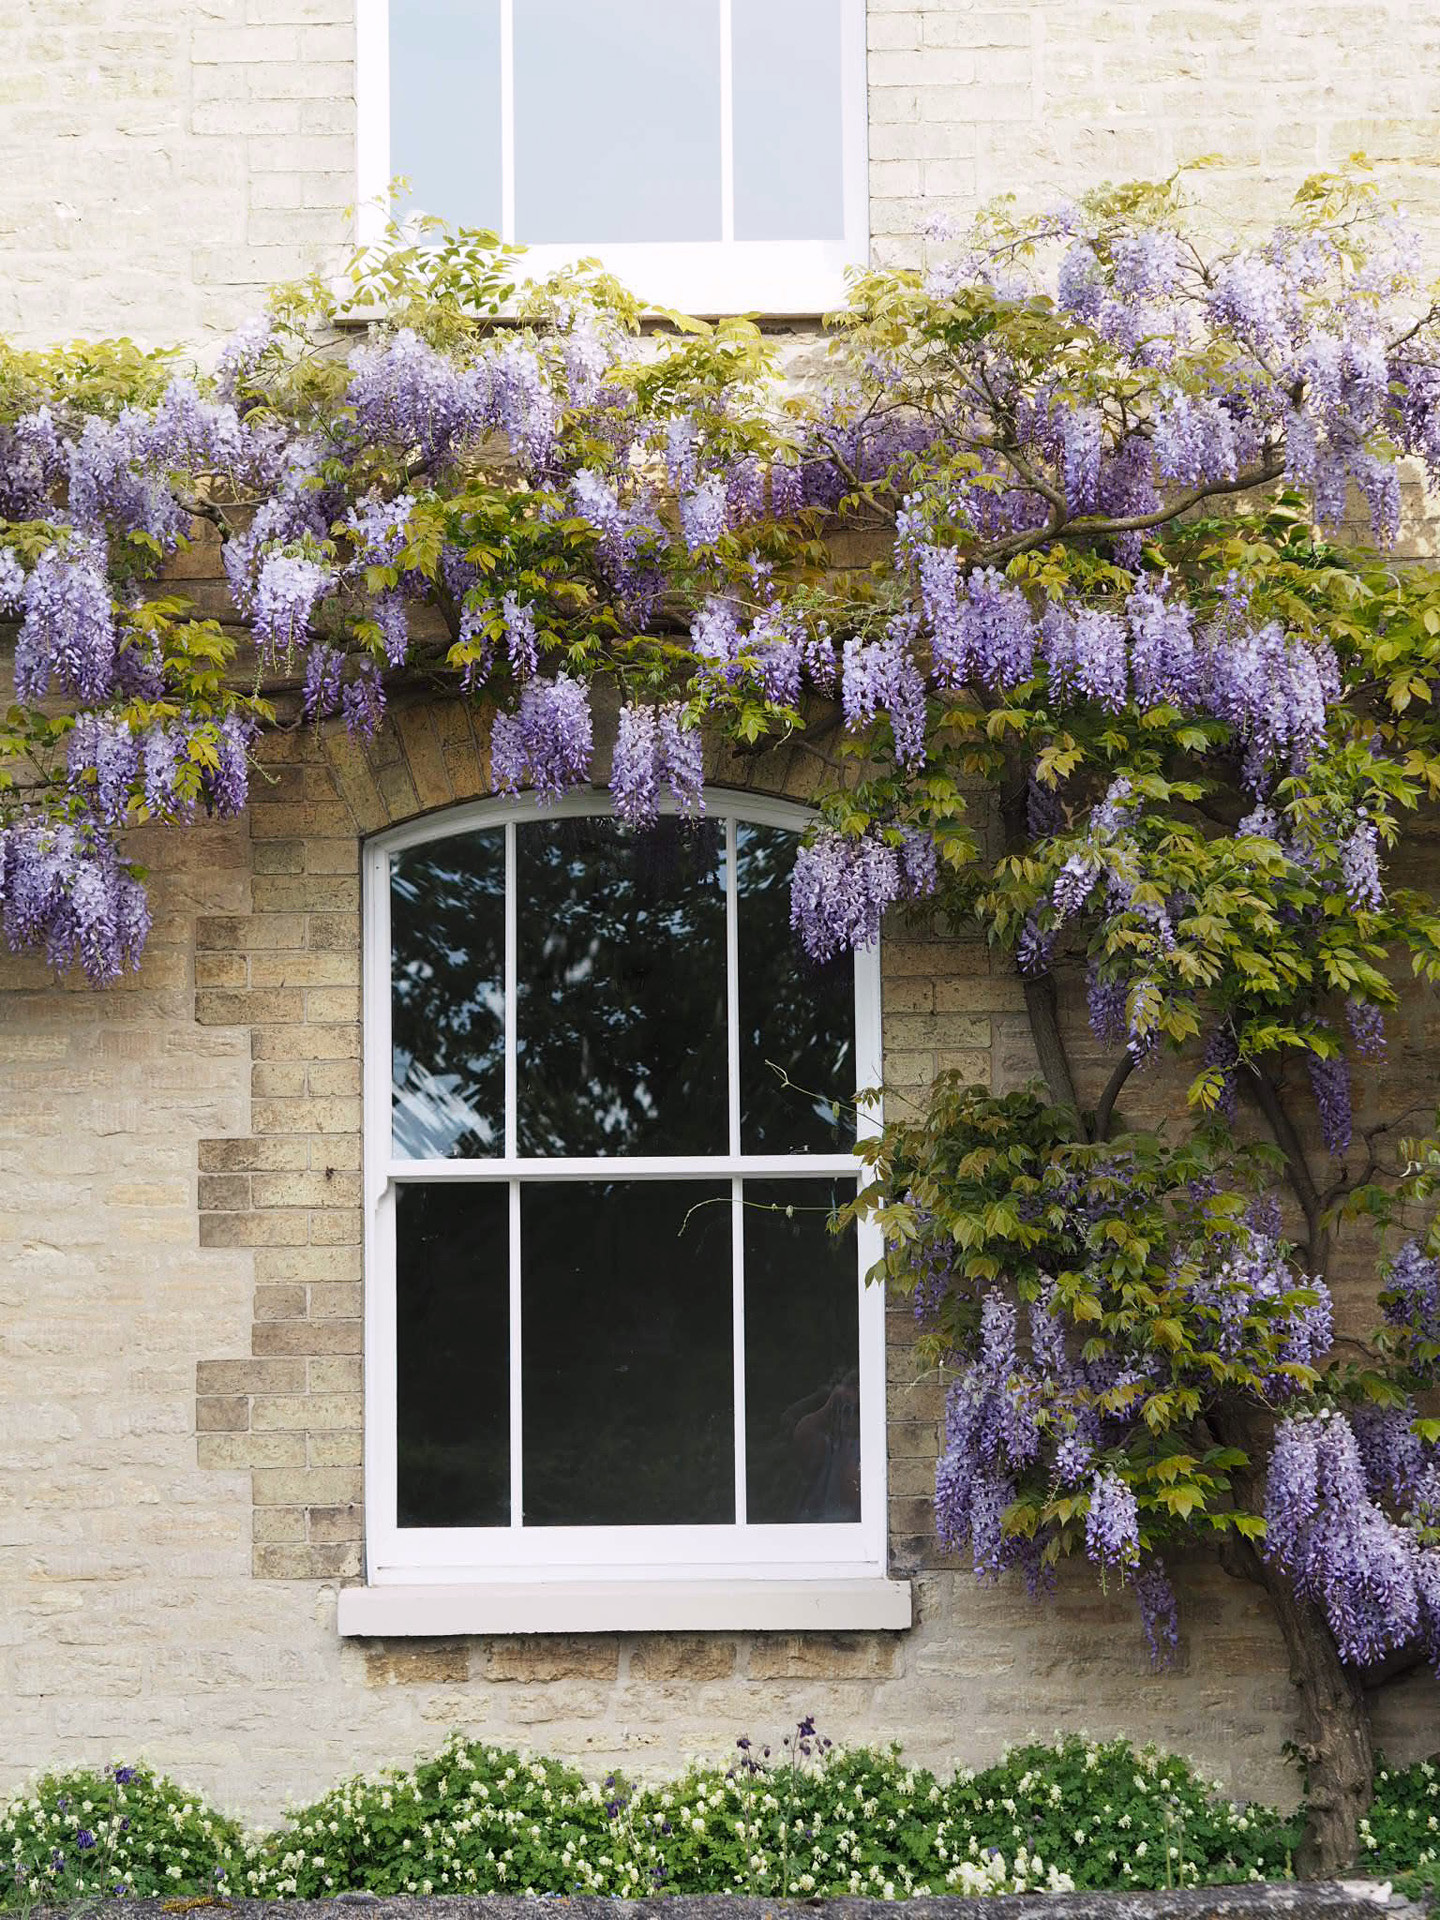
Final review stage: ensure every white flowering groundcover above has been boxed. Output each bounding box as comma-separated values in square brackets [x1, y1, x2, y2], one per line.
[2, 1733, 1435, 1909]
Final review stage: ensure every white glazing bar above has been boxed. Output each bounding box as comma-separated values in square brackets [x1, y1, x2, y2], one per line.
[388, 1154, 861, 1182]
[504, 818, 517, 1157]
[508, 1177, 523, 1529]
[731, 1175, 747, 1527]
[718, 0, 735, 243]
[499, 0, 516, 242]
[354, 0, 390, 245]
[725, 815, 741, 1157]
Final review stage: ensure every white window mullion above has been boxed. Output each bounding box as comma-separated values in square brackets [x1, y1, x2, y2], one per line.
[499, 0, 516, 243]
[504, 817, 517, 1155]
[718, 0, 735, 244]
[731, 1174, 747, 1528]
[509, 1176, 523, 1529]
[725, 814, 740, 1157]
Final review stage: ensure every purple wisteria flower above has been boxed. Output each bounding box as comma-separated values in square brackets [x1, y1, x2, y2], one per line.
[0, 547, 27, 614]
[1041, 604, 1127, 711]
[1126, 579, 1197, 707]
[0, 819, 151, 986]
[491, 674, 593, 803]
[214, 313, 274, 405]
[679, 475, 728, 552]
[1085, 1468, 1140, 1568]
[1263, 1411, 1439, 1667]
[1086, 962, 1129, 1049]
[16, 542, 117, 701]
[341, 665, 387, 742]
[1306, 1042, 1352, 1155]
[346, 328, 486, 468]
[1340, 815, 1383, 910]
[923, 559, 1036, 691]
[842, 618, 927, 767]
[789, 824, 936, 964]
[252, 551, 333, 658]
[609, 703, 705, 829]
[67, 716, 139, 825]
[1134, 1559, 1181, 1664]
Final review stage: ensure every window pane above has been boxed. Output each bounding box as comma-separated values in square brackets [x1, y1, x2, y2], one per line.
[391, 831, 505, 1159]
[521, 1181, 733, 1524]
[744, 1177, 860, 1523]
[514, 1, 721, 243]
[390, 0, 503, 232]
[515, 817, 727, 1156]
[733, 0, 845, 241]
[737, 823, 856, 1153]
[396, 1183, 510, 1526]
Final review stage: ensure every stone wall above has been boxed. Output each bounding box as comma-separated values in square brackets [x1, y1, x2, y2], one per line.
[4, 0, 1440, 347]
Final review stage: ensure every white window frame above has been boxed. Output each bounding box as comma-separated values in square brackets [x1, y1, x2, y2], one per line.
[342, 791, 909, 1636]
[353, 0, 871, 316]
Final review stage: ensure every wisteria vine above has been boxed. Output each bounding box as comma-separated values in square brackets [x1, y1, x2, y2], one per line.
[4, 174, 1440, 1847]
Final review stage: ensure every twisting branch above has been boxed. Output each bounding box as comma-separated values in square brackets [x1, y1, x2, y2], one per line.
[1093, 1051, 1137, 1144]
[1243, 1063, 1329, 1276]
[1019, 967, 1086, 1132]
[998, 788, 1088, 1137]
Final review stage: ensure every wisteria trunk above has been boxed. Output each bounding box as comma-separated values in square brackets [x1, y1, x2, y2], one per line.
[1256, 1556, 1374, 1875]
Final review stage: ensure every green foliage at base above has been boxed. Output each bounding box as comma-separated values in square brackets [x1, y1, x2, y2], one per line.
[4, 1731, 1436, 1906]
[1361, 1756, 1440, 1907]
[0, 1761, 243, 1905]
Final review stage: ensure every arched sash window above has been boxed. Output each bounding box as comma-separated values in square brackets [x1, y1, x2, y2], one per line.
[346, 794, 908, 1633]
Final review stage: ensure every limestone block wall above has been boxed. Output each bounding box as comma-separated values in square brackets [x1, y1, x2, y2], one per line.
[3, 0, 1440, 347]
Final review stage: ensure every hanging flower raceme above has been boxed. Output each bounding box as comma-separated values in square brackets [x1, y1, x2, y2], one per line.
[1262, 1412, 1440, 1669]
[1306, 1041, 1352, 1156]
[15, 541, 117, 701]
[252, 551, 334, 660]
[1379, 1240, 1440, 1383]
[609, 703, 704, 830]
[1040, 604, 1128, 712]
[345, 328, 488, 469]
[841, 616, 927, 768]
[0, 818, 151, 986]
[67, 714, 140, 825]
[1085, 1469, 1141, 1569]
[789, 823, 937, 965]
[491, 674, 594, 804]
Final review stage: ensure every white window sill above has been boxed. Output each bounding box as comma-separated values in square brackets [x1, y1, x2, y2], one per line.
[337, 1577, 912, 1638]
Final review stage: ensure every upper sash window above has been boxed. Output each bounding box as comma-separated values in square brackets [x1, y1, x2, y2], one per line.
[357, 0, 870, 314]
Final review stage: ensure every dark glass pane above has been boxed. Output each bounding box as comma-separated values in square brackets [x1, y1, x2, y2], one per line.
[390, 0, 503, 233]
[514, 1, 721, 243]
[396, 1183, 509, 1527]
[744, 1177, 860, 1523]
[391, 831, 505, 1159]
[515, 817, 728, 1156]
[733, 0, 844, 241]
[521, 1181, 733, 1524]
[737, 823, 856, 1153]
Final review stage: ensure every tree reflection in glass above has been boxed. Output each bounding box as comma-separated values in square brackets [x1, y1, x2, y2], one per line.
[744, 1177, 860, 1523]
[391, 830, 506, 1158]
[515, 816, 728, 1156]
[521, 1180, 733, 1524]
[737, 823, 855, 1152]
[396, 1182, 510, 1526]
